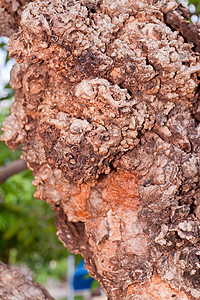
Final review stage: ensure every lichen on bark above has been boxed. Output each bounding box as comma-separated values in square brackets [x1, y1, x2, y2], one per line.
[1, 0, 200, 299]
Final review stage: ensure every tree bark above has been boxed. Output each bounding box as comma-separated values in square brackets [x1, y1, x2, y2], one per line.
[0, 261, 54, 299]
[0, 0, 31, 37]
[1, 0, 200, 299]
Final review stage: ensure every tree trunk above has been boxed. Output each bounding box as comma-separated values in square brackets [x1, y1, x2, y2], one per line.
[0, 261, 54, 299]
[1, 0, 200, 299]
[0, 0, 31, 37]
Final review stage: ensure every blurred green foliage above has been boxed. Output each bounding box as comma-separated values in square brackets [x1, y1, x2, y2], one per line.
[0, 169, 69, 283]
[189, 0, 200, 13]
[0, 41, 14, 101]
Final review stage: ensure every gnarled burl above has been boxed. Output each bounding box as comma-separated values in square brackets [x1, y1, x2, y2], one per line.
[1, 0, 200, 299]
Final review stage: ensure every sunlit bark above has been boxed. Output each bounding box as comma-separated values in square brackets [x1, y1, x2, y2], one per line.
[1, 0, 200, 298]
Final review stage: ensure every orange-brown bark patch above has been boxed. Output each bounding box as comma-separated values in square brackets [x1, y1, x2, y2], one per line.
[127, 275, 190, 300]
[63, 183, 91, 221]
[102, 171, 140, 211]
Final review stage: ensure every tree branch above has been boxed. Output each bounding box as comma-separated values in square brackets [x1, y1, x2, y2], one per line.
[0, 159, 27, 184]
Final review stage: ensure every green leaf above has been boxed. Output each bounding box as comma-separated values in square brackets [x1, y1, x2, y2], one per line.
[4, 83, 11, 89]
[0, 42, 6, 50]
[5, 52, 10, 64]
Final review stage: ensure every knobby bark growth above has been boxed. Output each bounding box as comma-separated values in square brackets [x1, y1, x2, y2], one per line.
[1, 0, 200, 299]
[0, 0, 32, 37]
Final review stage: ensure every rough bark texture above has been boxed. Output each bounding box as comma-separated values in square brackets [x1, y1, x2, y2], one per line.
[1, 0, 200, 299]
[0, 261, 54, 299]
[0, 0, 31, 37]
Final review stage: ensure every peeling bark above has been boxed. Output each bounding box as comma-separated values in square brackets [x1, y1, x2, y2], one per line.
[1, 0, 200, 299]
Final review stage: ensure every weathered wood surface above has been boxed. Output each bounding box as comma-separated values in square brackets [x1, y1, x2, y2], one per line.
[1, 0, 200, 299]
